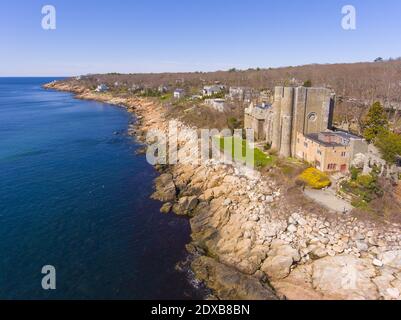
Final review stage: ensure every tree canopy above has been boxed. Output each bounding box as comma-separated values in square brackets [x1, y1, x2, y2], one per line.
[363, 101, 389, 142]
[375, 131, 401, 164]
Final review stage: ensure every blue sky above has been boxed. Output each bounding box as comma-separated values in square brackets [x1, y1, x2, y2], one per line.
[1, 0, 401, 76]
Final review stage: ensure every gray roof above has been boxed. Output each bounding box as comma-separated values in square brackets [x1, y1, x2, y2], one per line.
[305, 133, 344, 147]
[332, 130, 363, 140]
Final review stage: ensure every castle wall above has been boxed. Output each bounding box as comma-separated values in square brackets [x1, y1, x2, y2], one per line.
[268, 86, 334, 158]
[293, 87, 333, 137]
[244, 114, 266, 140]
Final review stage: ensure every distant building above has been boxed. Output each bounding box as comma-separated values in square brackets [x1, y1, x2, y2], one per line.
[130, 84, 143, 92]
[259, 90, 272, 104]
[174, 89, 185, 99]
[95, 84, 109, 92]
[244, 102, 272, 140]
[295, 131, 368, 173]
[158, 85, 168, 93]
[203, 85, 223, 97]
[205, 99, 226, 112]
[228, 87, 245, 100]
[228, 87, 256, 102]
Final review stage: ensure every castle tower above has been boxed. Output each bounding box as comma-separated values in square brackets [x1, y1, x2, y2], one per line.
[279, 87, 295, 157]
[265, 86, 335, 158]
[270, 87, 284, 151]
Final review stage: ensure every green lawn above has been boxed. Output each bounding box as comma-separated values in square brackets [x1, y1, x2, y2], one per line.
[215, 136, 273, 168]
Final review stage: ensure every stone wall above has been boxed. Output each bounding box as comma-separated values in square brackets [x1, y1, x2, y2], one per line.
[268, 86, 334, 158]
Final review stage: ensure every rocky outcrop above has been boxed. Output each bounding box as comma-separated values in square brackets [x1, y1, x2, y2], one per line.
[164, 158, 401, 300]
[261, 241, 300, 280]
[152, 173, 177, 202]
[312, 255, 379, 300]
[191, 256, 277, 300]
[173, 196, 199, 216]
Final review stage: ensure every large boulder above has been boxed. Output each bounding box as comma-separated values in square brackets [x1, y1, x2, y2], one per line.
[272, 265, 325, 300]
[379, 250, 401, 269]
[152, 173, 177, 202]
[192, 256, 277, 300]
[173, 196, 199, 216]
[261, 243, 300, 280]
[311, 255, 379, 300]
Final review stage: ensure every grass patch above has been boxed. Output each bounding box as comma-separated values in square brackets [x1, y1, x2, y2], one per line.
[215, 136, 273, 168]
[159, 93, 173, 101]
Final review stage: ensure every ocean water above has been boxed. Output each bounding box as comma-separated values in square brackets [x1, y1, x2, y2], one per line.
[0, 78, 204, 300]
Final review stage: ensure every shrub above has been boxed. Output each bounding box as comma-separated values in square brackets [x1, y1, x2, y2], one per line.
[356, 174, 375, 188]
[350, 166, 360, 181]
[341, 172, 383, 204]
[374, 131, 401, 164]
[227, 117, 240, 131]
[297, 168, 331, 189]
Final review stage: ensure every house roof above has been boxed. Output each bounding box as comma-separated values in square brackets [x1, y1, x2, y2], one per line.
[305, 133, 344, 147]
[331, 130, 363, 140]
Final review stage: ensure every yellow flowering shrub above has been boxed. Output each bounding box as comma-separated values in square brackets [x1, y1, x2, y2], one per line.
[297, 167, 331, 189]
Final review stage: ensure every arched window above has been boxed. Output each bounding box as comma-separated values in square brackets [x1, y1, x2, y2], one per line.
[307, 112, 317, 122]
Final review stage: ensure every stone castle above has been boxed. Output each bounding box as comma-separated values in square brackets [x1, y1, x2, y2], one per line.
[268, 87, 335, 157]
[245, 86, 368, 173]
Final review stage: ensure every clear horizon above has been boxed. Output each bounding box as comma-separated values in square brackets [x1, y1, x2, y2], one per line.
[2, 0, 401, 76]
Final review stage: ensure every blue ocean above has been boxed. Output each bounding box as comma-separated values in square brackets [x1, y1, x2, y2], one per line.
[0, 78, 204, 299]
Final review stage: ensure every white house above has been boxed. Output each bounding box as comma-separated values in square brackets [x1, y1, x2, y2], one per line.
[205, 98, 226, 112]
[95, 84, 109, 92]
[228, 87, 246, 100]
[174, 89, 185, 99]
[228, 87, 257, 102]
[203, 85, 223, 97]
[158, 85, 168, 93]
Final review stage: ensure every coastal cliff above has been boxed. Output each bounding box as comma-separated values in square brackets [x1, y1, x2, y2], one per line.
[44, 80, 401, 300]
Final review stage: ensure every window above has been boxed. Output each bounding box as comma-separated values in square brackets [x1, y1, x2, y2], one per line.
[341, 152, 347, 157]
[315, 161, 321, 169]
[308, 112, 317, 122]
[317, 150, 322, 155]
[327, 163, 337, 170]
[304, 142, 308, 148]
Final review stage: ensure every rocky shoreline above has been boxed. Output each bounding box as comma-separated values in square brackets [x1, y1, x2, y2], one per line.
[44, 81, 401, 300]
